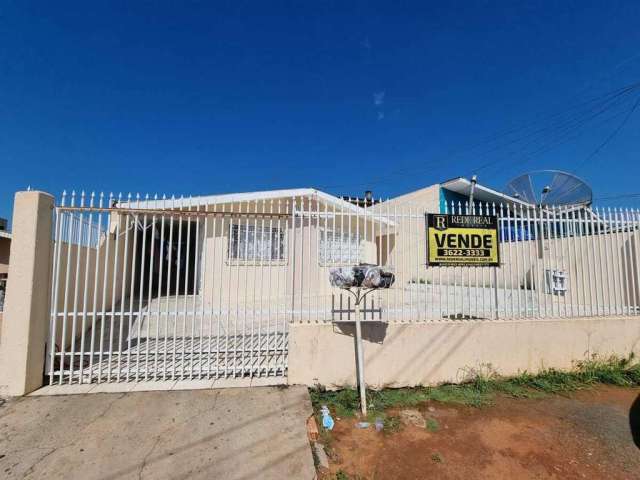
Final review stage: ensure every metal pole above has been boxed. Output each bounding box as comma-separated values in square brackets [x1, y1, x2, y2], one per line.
[354, 289, 367, 417]
[469, 175, 478, 208]
[537, 187, 550, 260]
[537, 205, 544, 260]
[492, 267, 499, 319]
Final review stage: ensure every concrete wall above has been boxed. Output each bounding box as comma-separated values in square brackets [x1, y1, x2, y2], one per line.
[288, 316, 640, 388]
[375, 184, 441, 211]
[0, 191, 53, 395]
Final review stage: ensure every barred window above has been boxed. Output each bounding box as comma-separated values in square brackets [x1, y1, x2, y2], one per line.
[319, 230, 361, 264]
[229, 224, 285, 262]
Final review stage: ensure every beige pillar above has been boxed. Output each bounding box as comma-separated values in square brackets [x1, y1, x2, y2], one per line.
[0, 191, 54, 396]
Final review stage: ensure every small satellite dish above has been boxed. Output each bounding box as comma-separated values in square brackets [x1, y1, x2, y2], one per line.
[504, 170, 592, 207]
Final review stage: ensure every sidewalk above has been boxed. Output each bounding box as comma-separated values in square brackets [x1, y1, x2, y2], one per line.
[0, 385, 315, 479]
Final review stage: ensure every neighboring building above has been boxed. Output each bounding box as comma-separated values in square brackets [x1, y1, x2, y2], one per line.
[0, 218, 10, 317]
[375, 176, 559, 213]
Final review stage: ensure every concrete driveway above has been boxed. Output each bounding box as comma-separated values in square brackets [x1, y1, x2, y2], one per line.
[0, 386, 315, 479]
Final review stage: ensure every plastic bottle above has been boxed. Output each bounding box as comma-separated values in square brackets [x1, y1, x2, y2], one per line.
[320, 405, 334, 430]
[375, 417, 384, 432]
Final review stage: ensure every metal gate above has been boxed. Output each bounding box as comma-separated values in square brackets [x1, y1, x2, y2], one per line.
[47, 192, 291, 385]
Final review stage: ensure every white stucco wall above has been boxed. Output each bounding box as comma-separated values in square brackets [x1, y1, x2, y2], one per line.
[288, 316, 640, 388]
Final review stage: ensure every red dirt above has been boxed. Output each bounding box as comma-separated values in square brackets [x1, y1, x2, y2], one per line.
[319, 386, 640, 479]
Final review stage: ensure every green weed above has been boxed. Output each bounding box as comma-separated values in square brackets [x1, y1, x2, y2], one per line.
[310, 388, 360, 418]
[310, 355, 640, 419]
[334, 471, 364, 480]
[424, 418, 440, 433]
[425, 418, 439, 432]
[383, 415, 403, 434]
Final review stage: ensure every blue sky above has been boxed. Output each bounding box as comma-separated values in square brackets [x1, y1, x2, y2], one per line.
[1, 1, 640, 222]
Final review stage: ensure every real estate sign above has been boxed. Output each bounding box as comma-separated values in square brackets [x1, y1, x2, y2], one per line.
[426, 213, 500, 266]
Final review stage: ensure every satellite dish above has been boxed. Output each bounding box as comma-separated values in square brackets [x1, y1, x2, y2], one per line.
[504, 170, 592, 207]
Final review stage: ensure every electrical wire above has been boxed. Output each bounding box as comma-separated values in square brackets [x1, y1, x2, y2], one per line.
[595, 193, 640, 200]
[576, 95, 640, 167]
[315, 80, 640, 191]
[473, 98, 640, 176]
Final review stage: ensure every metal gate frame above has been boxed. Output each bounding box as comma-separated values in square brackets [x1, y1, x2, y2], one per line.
[46, 192, 290, 385]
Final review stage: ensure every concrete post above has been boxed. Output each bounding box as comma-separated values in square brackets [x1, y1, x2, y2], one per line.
[0, 191, 54, 396]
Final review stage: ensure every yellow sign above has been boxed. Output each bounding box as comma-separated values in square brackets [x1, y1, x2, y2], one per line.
[426, 214, 500, 266]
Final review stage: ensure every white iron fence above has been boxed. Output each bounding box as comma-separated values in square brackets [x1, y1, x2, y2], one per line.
[47, 190, 640, 384]
[290, 197, 640, 322]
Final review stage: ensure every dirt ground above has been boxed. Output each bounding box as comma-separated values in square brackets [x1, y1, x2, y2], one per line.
[319, 386, 640, 479]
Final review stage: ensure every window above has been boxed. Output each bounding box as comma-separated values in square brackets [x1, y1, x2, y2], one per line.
[319, 229, 361, 265]
[229, 224, 285, 262]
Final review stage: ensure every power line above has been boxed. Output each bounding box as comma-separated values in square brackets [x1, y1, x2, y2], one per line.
[315, 80, 640, 191]
[473, 99, 639, 176]
[595, 193, 640, 200]
[577, 95, 640, 167]
[592, 193, 640, 206]
[468, 85, 640, 173]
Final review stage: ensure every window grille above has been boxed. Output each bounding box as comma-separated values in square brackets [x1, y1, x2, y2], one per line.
[229, 223, 285, 262]
[319, 229, 361, 264]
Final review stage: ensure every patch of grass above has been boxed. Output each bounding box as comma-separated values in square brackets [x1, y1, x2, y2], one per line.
[368, 387, 431, 410]
[490, 379, 543, 399]
[425, 417, 439, 432]
[334, 471, 364, 480]
[513, 369, 582, 393]
[427, 383, 493, 407]
[431, 452, 444, 463]
[383, 414, 403, 434]
[576, 355, 640, 386]
[310, 355, 640, 419]
[506, 355, 640, 394]
[311, 383, 494, 420]
[468, 354, 640, 396]
[310, 388, 360, 418]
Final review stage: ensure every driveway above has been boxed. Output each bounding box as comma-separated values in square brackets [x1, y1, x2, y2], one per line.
[0, 386, 315, 479]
